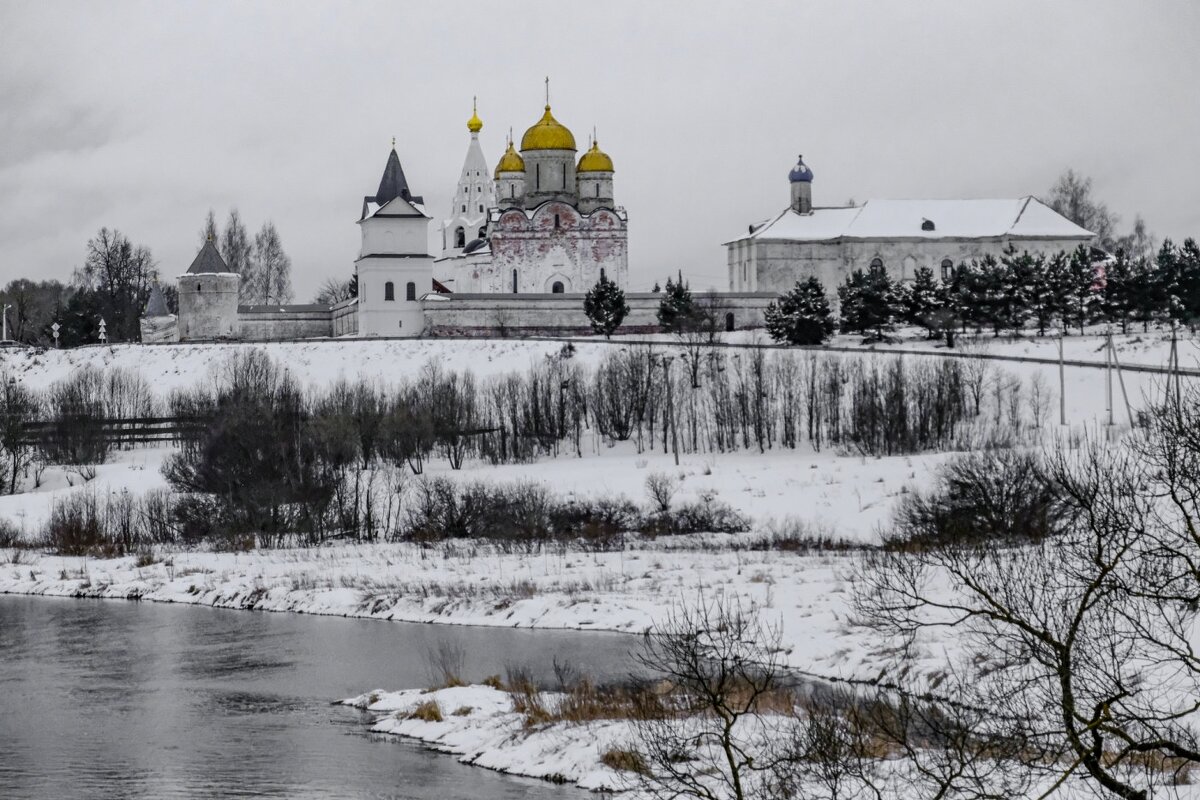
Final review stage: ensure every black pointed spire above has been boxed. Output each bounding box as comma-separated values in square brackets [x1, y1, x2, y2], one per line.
[375, 147, 412, 205]
[186, 238, 230, 274]
[143, 282, 170, 316]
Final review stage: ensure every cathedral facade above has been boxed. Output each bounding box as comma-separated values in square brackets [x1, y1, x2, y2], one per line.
[725, 156, 1096, 294]
[436, 99, 628, 295]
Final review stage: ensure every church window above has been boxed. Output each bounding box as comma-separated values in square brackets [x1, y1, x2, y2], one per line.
[461, 204, 466, 213]
[384, 281, 395, 301]
[600, 268, 607, 283]
[512, 269, 518, 294]
[922, 219, 936, 232]
[196, 283, 201, 292]
[477, 227, 486, 239]
[455, 227, 465, 248]
[870, 257, 884, 271]
[552, 281, 564, 294]
[725, 312, 735, 332]
[536, 163, 541, 188]
[554, 213, 560, 230]
[595, 184, 599, 197]
[478, 204, 483, 213]
[406, 281, 416, 301]
[941, 259, 954, 281]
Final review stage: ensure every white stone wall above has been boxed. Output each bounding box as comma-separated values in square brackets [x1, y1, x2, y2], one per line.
[177, 273, 240, 341]
[731, 236, 1094, 294]
[466, 202, 628, 294]
[361, 215, 429, 257]
[425, 292, 775, 336]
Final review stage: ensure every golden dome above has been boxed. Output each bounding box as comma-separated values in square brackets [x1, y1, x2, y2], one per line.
[494, 141, 526, 178]
[467, 98, 483, 133]
[520, 105, 576, 151]
[577, 140, 614, 173]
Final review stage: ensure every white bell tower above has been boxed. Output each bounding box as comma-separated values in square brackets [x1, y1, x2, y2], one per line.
[441, 99, 495, 257]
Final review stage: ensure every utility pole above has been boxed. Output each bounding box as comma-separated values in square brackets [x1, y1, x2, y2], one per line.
[1, 304, 10, 342]
[1105, 327, 1114, 428]
[662, 355, 678, 467]
[1058, 329, 1066, 426]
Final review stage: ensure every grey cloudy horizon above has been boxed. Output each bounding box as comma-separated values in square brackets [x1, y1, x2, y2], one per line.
[2, 0, 1198, 300]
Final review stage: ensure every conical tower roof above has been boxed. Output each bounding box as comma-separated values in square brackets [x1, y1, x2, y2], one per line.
[143, 282, 170, 317]
[186, 238, 230, 274]
[375, 147, 413, 205]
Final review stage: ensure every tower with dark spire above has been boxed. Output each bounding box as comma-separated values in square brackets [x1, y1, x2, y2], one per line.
[362, 141, 424, 219]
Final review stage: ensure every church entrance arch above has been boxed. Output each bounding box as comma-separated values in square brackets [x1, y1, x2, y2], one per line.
[545, 273, 572, 293]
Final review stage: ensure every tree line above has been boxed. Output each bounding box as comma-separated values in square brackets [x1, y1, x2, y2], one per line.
[760, 239, 1200, 347]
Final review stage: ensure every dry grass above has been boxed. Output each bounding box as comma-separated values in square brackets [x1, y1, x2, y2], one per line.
[452, 705, 474, 717]
[407, 700, 443, 723]
[600, 747, 649, 775]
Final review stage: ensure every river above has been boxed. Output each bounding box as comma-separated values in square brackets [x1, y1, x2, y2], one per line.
[0, 595, 637, 799]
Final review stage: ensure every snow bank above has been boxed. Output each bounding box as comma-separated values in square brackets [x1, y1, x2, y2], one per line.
[342, 686, 632, 791]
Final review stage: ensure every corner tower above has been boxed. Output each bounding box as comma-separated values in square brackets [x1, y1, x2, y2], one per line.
[177, 238, 240, 341]
[441, 100, 495, 256]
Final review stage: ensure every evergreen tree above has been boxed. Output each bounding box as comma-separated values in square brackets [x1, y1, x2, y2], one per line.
[900, 266, 942, 337]
[1043, 251, 1074, 334]
[1062, 245, 1100, 334]
[997, 249, 1035, 335]
[583, 275, 629, 338]
[764, 277, 835, 345]
[1099, 250, 1136, 333]
[1129, 254, 1163, 332]
[1176, 238, 1200, 325]
[656, 272, 698, 333]
[1024, 254, 1058, 337]
[973, 255, 1008, 336]
[838, 263, 895, 339]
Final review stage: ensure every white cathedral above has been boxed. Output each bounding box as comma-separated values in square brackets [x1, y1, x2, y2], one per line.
[434, 98, 629, 295]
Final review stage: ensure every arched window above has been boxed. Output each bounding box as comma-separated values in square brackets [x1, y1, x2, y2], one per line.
[477, 227, 486, 239]
[478, 204, 483, 213]
[600, 268, 607, 283]
[869, 257, 884, 271]
[384, 281, 395, 301]
[455, 227, 465, 248]
[551, 281, 565, 294]
[553, 213, 560, 230]
[196, 283, 202, 292]
[512, 269, 518, 294]
[725, 312, 735, 332]
[941, 258, 954, 281]
[405, 281, 416, 301]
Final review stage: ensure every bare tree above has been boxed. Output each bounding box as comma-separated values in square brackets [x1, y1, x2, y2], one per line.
[248, 221, 294, 305]
[313, 276, 353, 306]
[628, 595, 793, 800]
[854, 414, 1200, 799]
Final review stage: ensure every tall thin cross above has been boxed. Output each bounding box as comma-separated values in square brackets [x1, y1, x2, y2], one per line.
[391, 136, 396, 149]
[545, 76, 550, 105]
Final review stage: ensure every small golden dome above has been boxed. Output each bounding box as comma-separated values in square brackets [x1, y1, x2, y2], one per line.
[467, 98, 483, 133]
[577, 140, 614, 173]
[520, 105, 576, 151]
[494, 141, 526, 178]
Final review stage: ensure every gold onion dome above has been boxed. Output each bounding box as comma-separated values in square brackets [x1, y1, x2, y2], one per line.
[467, 99, 483, 133]
[577, 140, 614, 173]
[494, 141, 526, 178]
[520, 105, 576, 151]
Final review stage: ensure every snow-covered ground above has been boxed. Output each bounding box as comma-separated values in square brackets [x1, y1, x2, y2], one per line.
[342, 686, 633, 792]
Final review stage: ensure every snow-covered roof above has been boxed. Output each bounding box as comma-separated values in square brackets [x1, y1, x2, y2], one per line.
[360, 195, 430, 222]
[726, 197, 1095, 244]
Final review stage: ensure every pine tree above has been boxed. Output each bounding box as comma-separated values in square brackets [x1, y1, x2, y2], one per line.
[1177, 238, 1200, 325]
[249, 222, 294, 305]
[901, 266, 942, 337]
[1063, 245, 1100, 334]
[838, 263, 895, 339]
[998, 249, 1034, 335]
[220, 209, 253, 300]
[1129, 255, 1163, 332]
[1099, 250, 1136, 333]
[1025, 254, 1057, 337]
[583, 275, 629, 338]
[656, 272, 698, 333]
[765, 277, 835, 345]
[1043, 251, 1074, 334]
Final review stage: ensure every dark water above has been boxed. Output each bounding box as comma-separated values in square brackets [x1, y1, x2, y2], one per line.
[0, 595, 637, 799]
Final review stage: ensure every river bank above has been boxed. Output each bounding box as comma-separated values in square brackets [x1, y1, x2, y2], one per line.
[0, 538, 900, 680]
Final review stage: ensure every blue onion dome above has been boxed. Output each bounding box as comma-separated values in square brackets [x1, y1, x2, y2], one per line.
[789, 154, 814, 183]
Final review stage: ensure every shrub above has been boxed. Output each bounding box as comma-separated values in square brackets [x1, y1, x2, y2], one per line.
[889, 449, 1063, 548]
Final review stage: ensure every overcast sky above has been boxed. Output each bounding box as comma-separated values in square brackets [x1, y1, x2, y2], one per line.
[2, 0, 1197, 298]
